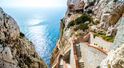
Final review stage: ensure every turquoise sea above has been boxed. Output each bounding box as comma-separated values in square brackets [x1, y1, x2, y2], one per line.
[1, 7, 67, 65]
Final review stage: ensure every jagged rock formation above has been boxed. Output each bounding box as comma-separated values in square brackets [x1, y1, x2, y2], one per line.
[51, 0, 124, 68]
[0, 8, 47, 68]
[101, 44, 124, 68]
[100, 13, 124, 68]
[112, 13, 124, 50]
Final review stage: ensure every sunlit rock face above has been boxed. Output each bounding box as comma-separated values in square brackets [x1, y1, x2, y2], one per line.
[101, 14, 124, 68]
[101, 44, 124, 68]
[0, 7, 47, 68]
[112, 15, 124, 50]
[94, 0, 124, 30]
[51, 0, 124, 68]
[0, 8, 20, 41]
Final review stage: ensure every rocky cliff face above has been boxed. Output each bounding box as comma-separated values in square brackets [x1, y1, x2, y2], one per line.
[0, 8, 47, 68]
[100, 13, 124, 68]
[51, 0, 124, 68]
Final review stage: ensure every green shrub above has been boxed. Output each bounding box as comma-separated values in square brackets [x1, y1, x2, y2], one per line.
[94, 32, 114, 42]
[67, 13, 92, 28]
[61, 18, 64, 23]
[103, 36, 114, 42]
[93, 20, 100, 25]
[67, 20, 75, 28]
[114, 0, 118, 2]
[96, 66, 100, 68]
[87, 9, 93, 14]
[75, 13, 91, 25]
[74, 23, 89, 31]
[98, 32, 105, 35]
[20, 32, 25, 37]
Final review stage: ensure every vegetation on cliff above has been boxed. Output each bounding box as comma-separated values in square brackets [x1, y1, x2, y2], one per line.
[94, 32, 115, 42]
[67, 13, 92, 28]
[51, 0, 124, 68]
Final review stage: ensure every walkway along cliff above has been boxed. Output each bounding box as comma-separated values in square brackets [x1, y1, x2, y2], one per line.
[51, 0, 124, 68]
[0, 8, 47, 68]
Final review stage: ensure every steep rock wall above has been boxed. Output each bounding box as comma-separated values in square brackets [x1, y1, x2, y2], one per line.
[51, 0, 124, 68]
[100, 13, 124, 68]
[0, 8, 47, 68]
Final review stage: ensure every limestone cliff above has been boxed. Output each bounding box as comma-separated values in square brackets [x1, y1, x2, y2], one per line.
[51, 0, 124, 68]
[0, 8, 47, 68]
[100, 13, 124, 68]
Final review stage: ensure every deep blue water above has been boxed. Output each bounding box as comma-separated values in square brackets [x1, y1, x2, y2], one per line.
[1, 7, 66, 64]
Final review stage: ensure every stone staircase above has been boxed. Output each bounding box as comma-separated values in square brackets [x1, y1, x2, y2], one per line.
[75, 44, 85, 68]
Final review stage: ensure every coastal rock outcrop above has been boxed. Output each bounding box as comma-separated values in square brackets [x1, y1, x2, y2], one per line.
[51, 0, 124, 68]
[0, 8, 47, 68]
[100, 13, 124, 68]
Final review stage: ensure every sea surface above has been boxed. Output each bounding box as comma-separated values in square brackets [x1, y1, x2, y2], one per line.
[1, 7, 67, 65]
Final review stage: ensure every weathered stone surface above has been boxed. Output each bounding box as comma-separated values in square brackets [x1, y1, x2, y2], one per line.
[100, 14, 124, 68]
[51, 0, 124, 68]
[101, 44, 124, 68]
[78, 43, 106, 68]
[112, 14, 124, 50]
[0, 8, 20, 41]
[95, 0, 124, 30]
[0, 8, 47, 68]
